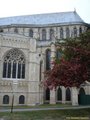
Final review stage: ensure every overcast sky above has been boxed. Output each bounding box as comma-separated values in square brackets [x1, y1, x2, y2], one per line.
[0, 0, 90, 23]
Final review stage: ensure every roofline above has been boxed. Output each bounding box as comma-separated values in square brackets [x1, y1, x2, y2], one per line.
[0, 22, 88, 28]
[0, 11, 78, 19]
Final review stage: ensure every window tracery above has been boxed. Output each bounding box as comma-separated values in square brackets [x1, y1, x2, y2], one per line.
[3, 49, 25, 79]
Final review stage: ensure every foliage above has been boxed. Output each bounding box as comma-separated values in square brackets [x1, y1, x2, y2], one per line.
[43, 30, 90, 89]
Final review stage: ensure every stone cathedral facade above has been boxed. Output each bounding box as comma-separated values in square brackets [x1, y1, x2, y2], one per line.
[0, 11, 90, 106]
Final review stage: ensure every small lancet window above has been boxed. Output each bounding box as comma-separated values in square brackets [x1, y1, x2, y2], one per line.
[0, 29, 3, 32]
[42, 29, 46, 40]
[66, 27, 70, 38]
[74, 27, 77, 37]
[29, 29, 33, 37]
[50, 29, 54, 40]
[14, 28, 18, 33]
[79, 27, 82, 34]
[46, 49, 51, 70]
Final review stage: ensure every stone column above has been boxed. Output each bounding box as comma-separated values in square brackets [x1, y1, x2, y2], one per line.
[27, 38, 40, 105]
[50, 89, 56, 104]
[50, 42, 56, 104]
[50, 42, 56, 69]
[71, 87, 78, 106]
[62, 86, 66, 104]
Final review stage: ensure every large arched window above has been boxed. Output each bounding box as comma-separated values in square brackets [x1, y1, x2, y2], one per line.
[3, 49, 25, 79]
[57, 87, 62, 101]
[3, 95, 9, 104]
[19, 95, 25, 104]
[66, 27, 70, 38]
[74, 27, 77, 37]
[50, 29, 54, 40]
[60, 28, 63, 39]
[45, 88, 50, 100]
[46, 49, 51, 70]
[29, 29, 33, 37]
[42, 29, 46, 40]
[66, 88, 71, 101]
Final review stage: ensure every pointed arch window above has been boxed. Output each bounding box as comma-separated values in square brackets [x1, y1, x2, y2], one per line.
[66, 27, 70, 38]
[46, 49, 51, 70]
[57, 87, 62, 101]
[50, 29, 54, 40]
[3, 49, 25, 79]
[42, 29, 46, 40]
[45, 88, 50, 100]
[19, 95, 25, 104]
[3, 95, 9, 104]
[29, 29, 33, 37]
[60, 28, 63, 39]
[66, 88, 71, 101]
[79, 27, 82, 34]
[14, 28, 18, 33]
[74, 27, 77, 37]
[79, 88, 85, 95]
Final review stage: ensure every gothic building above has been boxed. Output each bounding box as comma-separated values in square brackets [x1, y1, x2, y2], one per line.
[0, 11, 90, 106]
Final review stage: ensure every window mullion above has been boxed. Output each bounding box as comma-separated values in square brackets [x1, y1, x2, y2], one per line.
[20, 63, 22, 78]
[11, 61, 13, 78]
[16, 61, 18, 79]
[6, 62, 8, 78]
[3, 49, 25, 79]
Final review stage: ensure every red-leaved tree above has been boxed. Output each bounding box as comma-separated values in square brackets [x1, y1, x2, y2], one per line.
[43, 30, 90, 89]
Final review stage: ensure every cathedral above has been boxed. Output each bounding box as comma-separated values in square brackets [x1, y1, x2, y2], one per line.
[0, 11, 90, 106]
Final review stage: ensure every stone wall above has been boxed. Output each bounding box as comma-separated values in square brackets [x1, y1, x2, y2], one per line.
[0, 23, 89, 106]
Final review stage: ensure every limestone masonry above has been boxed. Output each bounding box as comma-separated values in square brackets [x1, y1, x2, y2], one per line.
[0, 11, 90, 106]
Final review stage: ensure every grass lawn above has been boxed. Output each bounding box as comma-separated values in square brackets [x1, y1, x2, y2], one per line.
[0, 103, 72, 109]
[0, 108, 90, 120]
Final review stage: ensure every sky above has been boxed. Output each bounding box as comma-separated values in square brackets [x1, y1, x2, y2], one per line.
[0, 0, 90, 23]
